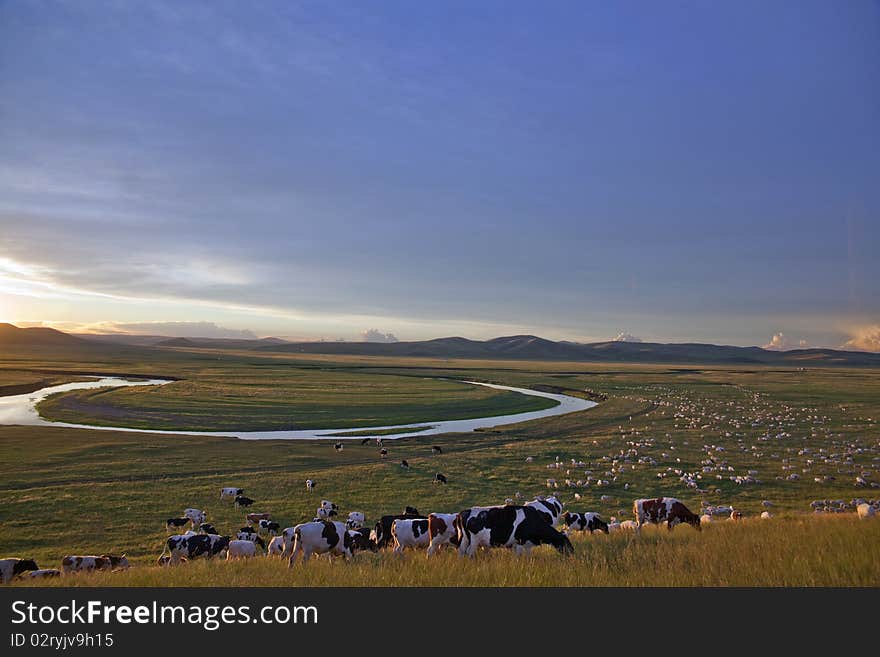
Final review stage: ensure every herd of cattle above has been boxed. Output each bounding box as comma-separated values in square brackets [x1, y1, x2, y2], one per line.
[0, 489, 769, 584]
[3, 484, 878, 583]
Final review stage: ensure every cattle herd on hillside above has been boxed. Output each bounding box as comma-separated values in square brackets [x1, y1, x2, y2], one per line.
[3, 482, 878, 583]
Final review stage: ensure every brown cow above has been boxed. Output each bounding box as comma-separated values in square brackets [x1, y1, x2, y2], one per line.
[633, 497, 701, 531]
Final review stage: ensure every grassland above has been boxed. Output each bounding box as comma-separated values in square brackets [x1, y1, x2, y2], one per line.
[9, 516, 878, 587]
[1, 343, 878, 586]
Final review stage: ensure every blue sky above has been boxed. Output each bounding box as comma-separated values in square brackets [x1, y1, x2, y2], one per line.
[1, 1, 878, 349]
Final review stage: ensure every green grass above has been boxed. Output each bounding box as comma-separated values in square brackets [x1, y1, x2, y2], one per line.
[1, 345, 879, 586]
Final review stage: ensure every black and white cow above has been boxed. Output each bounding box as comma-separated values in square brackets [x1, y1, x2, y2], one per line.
[0, 558, 38, 583]
[163, 534, 230, 564]
[562, 511, 609, 533]
[391, 518, 430, 553]
[165, 517, 190, 532]
[431, 446, 442, 455]
[235, 531, 266, 548]
[347, 527, 377, 552]
[525, 495, 564, 526]
[258, 519, 281, 536]
[346, 511, 366, 529]
[457, 505, 573, 558]
[234, 495, 255, 507]
[183, 508, 206, 527]
[306, 479, 315, 491]
[286, 521, 353, 566]
[434, 472, 448, 484]
[373, 512, 426, 549]
[61, 554, 130, 574]
[334, 442, 343, 452]
[220, 487, 244, 501]
[199, 523, 218, 535]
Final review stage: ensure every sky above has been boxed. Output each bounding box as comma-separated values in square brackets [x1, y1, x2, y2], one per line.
[1, 1, 878, 350]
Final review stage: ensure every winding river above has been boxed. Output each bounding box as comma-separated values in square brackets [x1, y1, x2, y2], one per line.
[0, 376, 596, 440]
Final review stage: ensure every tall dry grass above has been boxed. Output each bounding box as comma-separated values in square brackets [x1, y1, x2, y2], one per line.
[13, 515, 879, 587]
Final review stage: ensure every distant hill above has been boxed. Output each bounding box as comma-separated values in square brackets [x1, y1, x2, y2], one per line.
[75, 334, 289, 349]
[8, 324, 880, 366]
[0, 323, 85, 347]
[256, 334, 880, 366]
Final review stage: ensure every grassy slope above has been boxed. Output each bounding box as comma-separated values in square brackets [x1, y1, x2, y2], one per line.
[10, 517, 879, 587]
[1, 346, 879, 585]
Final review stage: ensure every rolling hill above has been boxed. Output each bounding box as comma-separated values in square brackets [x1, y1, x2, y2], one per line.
[256, 334, 880, 366]
[0, 323, 85, 347]
[4, 324, 878, 366]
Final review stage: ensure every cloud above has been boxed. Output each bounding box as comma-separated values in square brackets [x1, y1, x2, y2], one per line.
[75, 321, 257, 339]
[361, 328, 398, 343]
[612, 332, 642, 343]
[763, 332, 788, 350]
[842, 325, 880, 353]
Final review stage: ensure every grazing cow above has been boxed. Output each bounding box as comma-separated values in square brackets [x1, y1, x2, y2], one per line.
[166, 517, 190, 532]
[760, 511, 772, 520]
[306, 479, 315, 491]
[234, 495, 255, 507]
[380, 448, 388, 458]
[184, 508, 206, 527]
[267, 535, 285, 556]
[426, 513, 461, 556]
[404, 506, 421, 516]
[857, 503, 876, 519]
[434, 472, 448, 484]
[236, 532, 266, 548]
[26, 569, 61, 579]
[163, 534, 230, 564]
[391, 518, 431, 553]
[431, 446, 442, 455]
[633, 497, 701, 531]
[562, 511, 609, 533]
[0, 558, 38, 583]
[730, 510, 743, 521]
[61, 554, 129, 574]
[238, 525, 258, 536]
[287, 521, 353, 566]
[316, 506, 338, 520]
[157, 555, 186, 566]
[373, 512, 426, 549]
[220, 487, 244, 501]
[346, 511, 366, 529]
[334, 443, 343, 452]
[199, 523, 218, 535]
[360, 438, 371, 445]
[401, 459, 410, 469]
[457, 505, 573, 558]
[525, 496, 564, 526]
[226, 539, 260, 560]
[258, 519, 281, 536]
[246, 512, 271, 526]
[347, 527, 377, 552]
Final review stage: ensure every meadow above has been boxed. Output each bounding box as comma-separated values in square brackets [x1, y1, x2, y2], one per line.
[1, 343, 878, 585]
